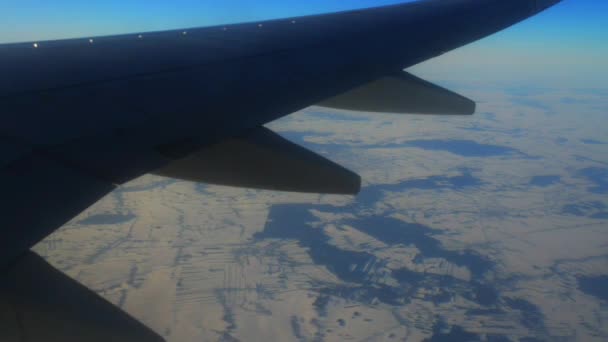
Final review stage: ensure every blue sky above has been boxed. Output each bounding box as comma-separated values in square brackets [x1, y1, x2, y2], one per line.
[1, 0, 606, 87]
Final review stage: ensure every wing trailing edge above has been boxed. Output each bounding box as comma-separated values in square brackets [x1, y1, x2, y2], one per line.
[318, 72, 476, 115]
[154, 127, 361, 195]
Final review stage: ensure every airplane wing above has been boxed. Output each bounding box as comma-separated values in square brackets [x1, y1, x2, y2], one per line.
[0, 0, 560, 339]
[0, 0, 561, 267]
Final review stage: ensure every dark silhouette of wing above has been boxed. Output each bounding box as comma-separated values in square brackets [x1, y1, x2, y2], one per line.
[0, 0, 561, 337]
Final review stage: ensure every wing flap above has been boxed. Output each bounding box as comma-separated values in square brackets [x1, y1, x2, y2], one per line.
[154, 127, 361, 195]
[318, 71, 476, 115]
[0, 251, 165, 342]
